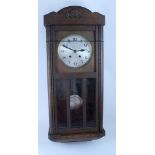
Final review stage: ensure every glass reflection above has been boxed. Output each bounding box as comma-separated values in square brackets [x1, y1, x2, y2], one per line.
[86, 78, 96, 127]
[56, 80, 67, 128]
[70, 79, 83, 128]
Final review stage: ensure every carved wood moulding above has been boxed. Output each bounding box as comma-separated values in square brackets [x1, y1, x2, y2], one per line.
[44, 6, 105, 25]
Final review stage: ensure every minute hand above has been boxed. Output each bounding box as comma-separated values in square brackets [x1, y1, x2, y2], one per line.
[62, 45, 75, 52]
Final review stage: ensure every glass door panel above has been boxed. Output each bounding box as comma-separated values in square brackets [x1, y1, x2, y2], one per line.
[56, 78, 97, 130]
[56, 79, 67, 128]
[70, 79, 83, 128]
[86, 78, 96, 127]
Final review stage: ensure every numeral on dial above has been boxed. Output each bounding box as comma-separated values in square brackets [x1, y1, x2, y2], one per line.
[84, 43, 87, 47]
[74, 62, 78, 66]
[73, 38, 77, 41]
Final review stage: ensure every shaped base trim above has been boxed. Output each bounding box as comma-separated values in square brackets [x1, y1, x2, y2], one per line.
[48, 129, 105, 142]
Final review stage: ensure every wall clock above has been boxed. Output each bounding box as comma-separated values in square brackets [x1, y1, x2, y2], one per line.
[44, 6, 105, 142]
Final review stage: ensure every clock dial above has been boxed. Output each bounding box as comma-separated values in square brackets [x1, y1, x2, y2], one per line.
[58, 34, 92, 68]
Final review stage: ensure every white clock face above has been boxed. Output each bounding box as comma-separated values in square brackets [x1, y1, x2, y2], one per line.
[58, 34, 92, 68]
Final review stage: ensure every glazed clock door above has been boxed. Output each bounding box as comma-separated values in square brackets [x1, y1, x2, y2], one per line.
[55, 78, 97, 133]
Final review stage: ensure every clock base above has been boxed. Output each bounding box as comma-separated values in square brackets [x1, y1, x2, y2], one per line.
[48, 129, 105, 142]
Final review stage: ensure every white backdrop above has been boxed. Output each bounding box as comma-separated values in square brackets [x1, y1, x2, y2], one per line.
[38, 0, 115, 155]
[1, 1, 155, 155]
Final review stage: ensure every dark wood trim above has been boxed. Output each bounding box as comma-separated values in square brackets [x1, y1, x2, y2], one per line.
[46, 26, 53, 134]
[66, 80, 71, 128]
[44, 6, 105, 26]
[50, 26, 57, 134]
[95, 25, 99, 130]
[57, 126, 98, 134]
[52, 28, 56, 74]
[46, 42, 53, 133]
[82, 78, 86, 128]
[49, 130, 105, 142]
[99, 26, 104, 132]
[50, 25, 96, 32]
[53, 72, 96, 79]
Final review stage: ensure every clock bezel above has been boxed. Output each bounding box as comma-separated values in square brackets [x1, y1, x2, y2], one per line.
[57, 33, 93, 69]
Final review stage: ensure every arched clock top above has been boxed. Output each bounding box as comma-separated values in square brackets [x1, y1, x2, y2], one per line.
[44, 6, 105, 26]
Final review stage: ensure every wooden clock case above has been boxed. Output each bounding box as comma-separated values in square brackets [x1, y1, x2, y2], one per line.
[44, 6, 105, 142]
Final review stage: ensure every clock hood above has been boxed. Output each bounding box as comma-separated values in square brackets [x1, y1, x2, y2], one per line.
[44, 6, 105, 26]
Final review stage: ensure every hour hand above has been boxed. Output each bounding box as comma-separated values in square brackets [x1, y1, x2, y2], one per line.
[77, 49, 87, 52]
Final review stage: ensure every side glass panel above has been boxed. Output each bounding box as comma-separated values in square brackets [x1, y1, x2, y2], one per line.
[56, 80, 67, 128]
[70, 79, 83, 128]
[86, 78, 96, 127]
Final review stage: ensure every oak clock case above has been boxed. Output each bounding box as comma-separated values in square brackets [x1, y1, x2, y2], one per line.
[44, 6, 105, 142]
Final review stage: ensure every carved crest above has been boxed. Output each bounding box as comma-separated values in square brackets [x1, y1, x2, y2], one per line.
[65, 9, 81, 19]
